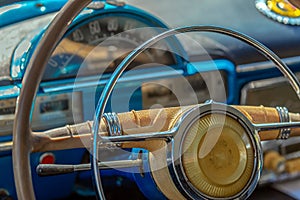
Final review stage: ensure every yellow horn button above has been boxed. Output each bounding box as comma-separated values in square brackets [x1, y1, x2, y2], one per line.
[182, 114, 254, 198]
[267, 0, 300, 18]
[199, 126, 247, 185]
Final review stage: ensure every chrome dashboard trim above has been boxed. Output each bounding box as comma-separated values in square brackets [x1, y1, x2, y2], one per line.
[41, 67, 184, 93]
[0, 86, 19, 97]
[237, 55, 300, 73]
[0, 141, 12, 152]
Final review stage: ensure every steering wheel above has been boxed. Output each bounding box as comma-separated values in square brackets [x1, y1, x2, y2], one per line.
[91, 25, 300, 200]
[12, 0, 300, 199]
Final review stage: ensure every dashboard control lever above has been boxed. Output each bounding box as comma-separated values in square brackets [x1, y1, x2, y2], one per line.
[36, 159, 143, 176]
[285, 158, 300, 173]
[264, 151, 286, 173]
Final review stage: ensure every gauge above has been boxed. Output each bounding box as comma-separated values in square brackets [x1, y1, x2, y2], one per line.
[32, 92, 83, 130]
[0, 98, 16, 135]
[39, 99, 69, 114]
[0, 92, 83, 135]
[0, 98, 16, 115]
[142, 70, 228, 109]
[44, 14, 178, 81]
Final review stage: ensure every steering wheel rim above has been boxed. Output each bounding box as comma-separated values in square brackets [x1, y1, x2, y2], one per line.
[12, 1, 92, 199]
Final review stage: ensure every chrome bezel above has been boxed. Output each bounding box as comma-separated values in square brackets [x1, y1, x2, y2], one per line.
[255, 0, 300, 25]
[168, 102, 263, 200]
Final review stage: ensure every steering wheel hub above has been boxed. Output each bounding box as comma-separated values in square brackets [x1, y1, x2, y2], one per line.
[182, 113, 254, 197]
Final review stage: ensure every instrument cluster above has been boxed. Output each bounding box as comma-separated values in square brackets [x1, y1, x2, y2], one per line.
[44, 14, 177, 80]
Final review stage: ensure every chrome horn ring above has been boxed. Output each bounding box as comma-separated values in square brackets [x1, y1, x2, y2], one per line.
[170, 102, 262, 199]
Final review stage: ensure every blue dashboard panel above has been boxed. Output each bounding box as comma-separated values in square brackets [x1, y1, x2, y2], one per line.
[0, 0, 67, 28]
[10, 3, 186, 81]
[0, 149, 84, 199]
[131, 148, 167, 200]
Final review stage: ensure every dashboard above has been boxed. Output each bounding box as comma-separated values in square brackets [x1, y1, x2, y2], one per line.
[1, 0, 300, 199]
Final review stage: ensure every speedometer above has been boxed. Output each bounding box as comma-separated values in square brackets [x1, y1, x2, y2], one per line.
[69, 16, 152, 45]
[44, 7, 181, 81]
